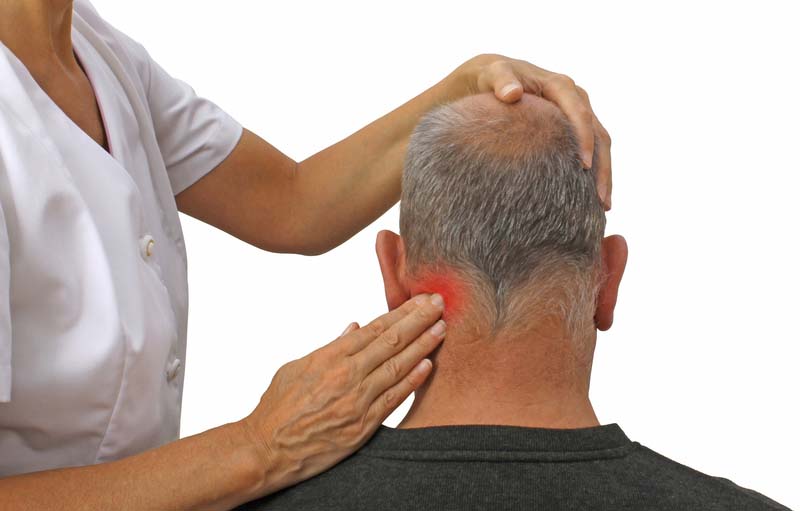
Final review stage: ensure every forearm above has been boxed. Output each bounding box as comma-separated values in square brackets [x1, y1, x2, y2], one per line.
[0, 421, 269, 511]
[291, 69, 467, 254]
[178, 54, 609, 253]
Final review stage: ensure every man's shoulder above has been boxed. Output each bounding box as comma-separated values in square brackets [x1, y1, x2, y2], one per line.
[628, 443, 791, 511]
[235, 453, 376, 511]
[235, 436, 792, 511]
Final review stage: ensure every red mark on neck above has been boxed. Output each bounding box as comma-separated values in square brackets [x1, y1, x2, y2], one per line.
[409, 269, 467, 323]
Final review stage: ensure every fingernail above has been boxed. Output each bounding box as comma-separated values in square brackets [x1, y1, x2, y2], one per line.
[340, 322, 357, 337]
[414, 358, 433, 376]
[414, 294, 429, 306]
[430, 320, 446, 337]
[597, 185, 609, 207]
[582, 152, 593, 169]
[430, 293, 445, 308]
[500, 83, 521, 98]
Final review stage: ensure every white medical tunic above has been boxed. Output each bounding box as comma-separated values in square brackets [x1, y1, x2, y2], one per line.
[0, 1, 242, 476]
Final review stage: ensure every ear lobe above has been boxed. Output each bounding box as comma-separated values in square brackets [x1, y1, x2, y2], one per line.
[375, 230, 411, 310]
[595, 235, 628, 331]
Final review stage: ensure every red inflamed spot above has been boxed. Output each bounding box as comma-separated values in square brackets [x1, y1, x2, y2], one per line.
[409, 270, 468, 323]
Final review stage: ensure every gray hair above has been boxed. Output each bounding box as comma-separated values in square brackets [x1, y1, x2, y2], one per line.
[400, 94, 606, 337]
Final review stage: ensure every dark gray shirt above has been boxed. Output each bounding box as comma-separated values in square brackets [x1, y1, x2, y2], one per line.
[237, 424, 790, 510]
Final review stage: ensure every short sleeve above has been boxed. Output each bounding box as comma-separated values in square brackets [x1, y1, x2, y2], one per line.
[138, 52, 244, 195]
[73, 1, 243, 195]
[0, 197, 11, 403]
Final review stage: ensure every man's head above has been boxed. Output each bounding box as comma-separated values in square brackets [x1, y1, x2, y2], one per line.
[377, 93, 627, 347]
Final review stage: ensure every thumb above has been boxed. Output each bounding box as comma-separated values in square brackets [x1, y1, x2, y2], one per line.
[495, 80, 523, 103]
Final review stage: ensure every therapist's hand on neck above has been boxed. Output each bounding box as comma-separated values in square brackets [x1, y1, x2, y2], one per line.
[240, 293, 446, 497]
[0, 294, 445, 511]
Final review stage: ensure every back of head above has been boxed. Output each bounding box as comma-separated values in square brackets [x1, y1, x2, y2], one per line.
[401, 93, 606, 339]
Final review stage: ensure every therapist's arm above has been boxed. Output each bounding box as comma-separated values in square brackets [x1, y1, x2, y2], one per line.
[0, 296, 445, 511]
[175, 54, 612, 255]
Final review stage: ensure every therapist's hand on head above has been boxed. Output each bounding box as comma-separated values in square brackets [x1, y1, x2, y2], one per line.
[179, 54, 613, 263]
[240, 293, 445, 495]
[447, 54, 613, 209]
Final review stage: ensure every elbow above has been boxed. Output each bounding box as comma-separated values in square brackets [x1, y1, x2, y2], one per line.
[291, 233, 342, 256]
[298, 248, 332, 257]
[250, 239, 330, 257]
[252, 228, 339, 257]
[290, 243, 335, 257]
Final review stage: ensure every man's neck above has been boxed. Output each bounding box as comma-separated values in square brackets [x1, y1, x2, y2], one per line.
[398, 321, 600, 430]
[0, 0, 76, 72]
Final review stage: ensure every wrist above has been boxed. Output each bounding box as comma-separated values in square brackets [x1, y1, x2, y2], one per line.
[232, 414, 306, 499]
[220, 420, 278, 502]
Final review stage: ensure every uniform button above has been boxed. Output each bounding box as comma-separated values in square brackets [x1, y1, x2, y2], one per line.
[140, 234, 155, 258]
[166, 358, 182, 382]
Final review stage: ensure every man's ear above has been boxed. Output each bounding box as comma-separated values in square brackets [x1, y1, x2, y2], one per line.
[376, 230, 412, 310]
[595, 234, 628, 331]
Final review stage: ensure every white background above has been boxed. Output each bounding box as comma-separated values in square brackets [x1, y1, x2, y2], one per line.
[93, 1, 799, 508]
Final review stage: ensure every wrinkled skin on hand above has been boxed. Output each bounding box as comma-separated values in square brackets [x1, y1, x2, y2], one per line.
[240, 294, 446, 495]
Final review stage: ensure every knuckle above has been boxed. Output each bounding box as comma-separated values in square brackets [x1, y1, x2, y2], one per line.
[343, 358, 359, 385]
[413, 304, 433, 321]
[365, 319, 387, 338]
[383, 356, 403, 381]
[555, 73, 576, 88]
[414, 304, 436, 323]
[542, 74, 570, 95]
[399, 298, 422, 314]
[348, 358, 364, 388]
[360, 404, 378, 431]
[333, 406, 361, 431]
[475, 52, 502, 63]
[488, 58, 512, 73]
[343, 424, 365, 449]
[574, 105, 593, 125]
[354, 378, 368, 399]
[273, 363, 290, 381]
[345, 396, 363, 420]
[382, 389, 398, 409]
[274, 358, 299, 381]
[328, 364, 351, 388]
[353, 392, 370, 415]
[333, 390, 361, 415]
[381, 328, 402, 348]
[334, 399, 354, 421]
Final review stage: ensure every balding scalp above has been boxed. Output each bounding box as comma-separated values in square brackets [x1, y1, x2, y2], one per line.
[400, 93, 605, 332]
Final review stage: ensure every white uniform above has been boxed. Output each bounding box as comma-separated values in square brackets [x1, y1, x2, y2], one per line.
[0, 1, 242, 476]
